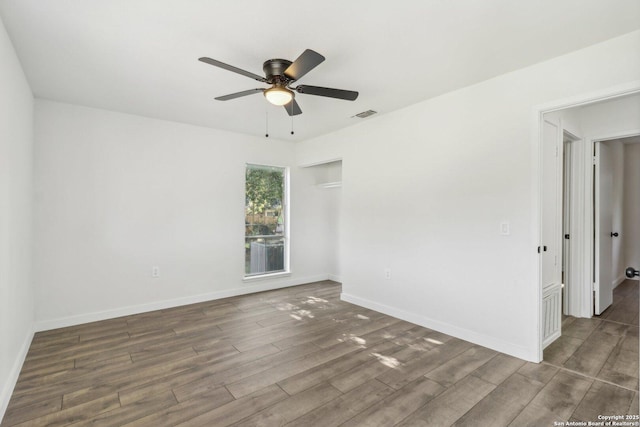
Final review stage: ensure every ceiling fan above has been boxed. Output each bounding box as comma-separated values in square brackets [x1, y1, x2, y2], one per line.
[198, 49, 358, 116]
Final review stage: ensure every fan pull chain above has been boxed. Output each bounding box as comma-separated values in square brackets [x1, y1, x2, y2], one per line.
[265, 109, 269, 138]
[290, 102, 294, 135]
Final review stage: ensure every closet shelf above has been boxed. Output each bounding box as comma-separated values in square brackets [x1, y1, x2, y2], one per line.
[317, 181, 342, 189]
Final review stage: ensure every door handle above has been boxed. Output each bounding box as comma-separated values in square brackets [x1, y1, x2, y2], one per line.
[626, 267, 639, 278]
[611, 232, 619, 237]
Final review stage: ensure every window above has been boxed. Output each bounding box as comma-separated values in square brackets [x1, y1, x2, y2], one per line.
[244, 164, 288, 277]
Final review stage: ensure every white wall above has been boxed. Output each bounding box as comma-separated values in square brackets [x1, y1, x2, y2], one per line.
[33, 100, 336, 328]
[296, 30, 640, 361]
[624, 143, 640, 278]
[0, 15, 34, 420]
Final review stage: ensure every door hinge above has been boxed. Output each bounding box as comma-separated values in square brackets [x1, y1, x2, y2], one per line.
[593, 156, 597, 165]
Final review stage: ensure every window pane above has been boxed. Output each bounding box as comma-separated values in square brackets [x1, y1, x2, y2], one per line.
[245, 164, 286, 276]
[245, 236, 285, 275]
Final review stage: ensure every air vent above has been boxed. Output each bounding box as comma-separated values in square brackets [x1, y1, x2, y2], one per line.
[352, 110, 377, 119]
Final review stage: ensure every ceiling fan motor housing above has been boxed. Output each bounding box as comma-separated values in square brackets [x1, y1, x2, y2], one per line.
[263, 59, 293, 83]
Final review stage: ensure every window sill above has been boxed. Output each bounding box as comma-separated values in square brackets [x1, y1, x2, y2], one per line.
[243, 271, 291, 282]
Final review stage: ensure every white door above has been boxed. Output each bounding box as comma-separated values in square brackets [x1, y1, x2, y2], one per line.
[595, 142, 614, 315]
[541, 119, 563, 348]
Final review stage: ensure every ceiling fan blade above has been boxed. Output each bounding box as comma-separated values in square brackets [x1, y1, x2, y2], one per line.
[283, 98, 302, 116]
[284, 49, 325, 81]
[215, 88, 264, 101]
[199, 57, 267, 82]
[295, 85, 358, 101]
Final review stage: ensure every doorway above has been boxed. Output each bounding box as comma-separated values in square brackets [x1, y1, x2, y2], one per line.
[537, 90, 640, 360]
[595, 136, 640, 314]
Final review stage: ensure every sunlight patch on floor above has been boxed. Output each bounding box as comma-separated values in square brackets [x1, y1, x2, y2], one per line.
[371, 352, 400, 368]
[403, 337, 444, 351]
[289, 309, 314, 320]
[355, 314, 370, 320]
[296, 309, 314, 318]
[305, 296, 328, 304]
[275, 303, 299, 311]
[337, 334, 367, 347]
[408, 342, 432, 352]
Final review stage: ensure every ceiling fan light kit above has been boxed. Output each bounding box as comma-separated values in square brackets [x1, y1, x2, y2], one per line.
[264, 86, 293, 106]
[198, 49, 359, 119]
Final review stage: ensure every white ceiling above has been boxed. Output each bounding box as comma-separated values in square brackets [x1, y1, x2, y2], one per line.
[1, 0, 639, 142]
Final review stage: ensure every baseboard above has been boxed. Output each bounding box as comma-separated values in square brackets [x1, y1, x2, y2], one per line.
[328, 274, 342, 283]
[340, 292, 538, 362]
[35, 274, 330, 332]
[613, 275, 627, 289]
[0, 325, 34, 422]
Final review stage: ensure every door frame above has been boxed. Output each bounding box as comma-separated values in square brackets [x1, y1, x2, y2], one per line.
[532, 80, 640, 362]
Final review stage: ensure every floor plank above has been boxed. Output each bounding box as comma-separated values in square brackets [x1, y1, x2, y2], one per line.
[231, 382, 341, 426]
[452, 373, 544, 427]
[121, 386, 234, 427]
[572, 381, 636, 422]
[289, 379, 394, 427]
[396, 375, 496, 427]
[376, 338, 473, 390]
[1, 395, 62, 426]
[471, 353, 526, 386]
[71, 390, 178, 427]
[174, 384, 288, 427]
[508, 371, 592, 426]
[277, 339, 399, 395]
[340, 376, 445, 427]
[425, 345, 497, 387]
[12, 394, 119, 427]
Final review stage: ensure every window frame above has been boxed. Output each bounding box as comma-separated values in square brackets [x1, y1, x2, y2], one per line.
[243, 163, 290, 280]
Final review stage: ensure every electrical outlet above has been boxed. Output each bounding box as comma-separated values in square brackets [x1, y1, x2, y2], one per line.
[152, 266, 159, 278]
[500, 222, 510, 236]
[384, 268, 391, 280]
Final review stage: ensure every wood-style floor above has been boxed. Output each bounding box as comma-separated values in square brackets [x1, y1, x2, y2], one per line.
[544, 279, 639, 399]
[2, 281, 637, 426]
